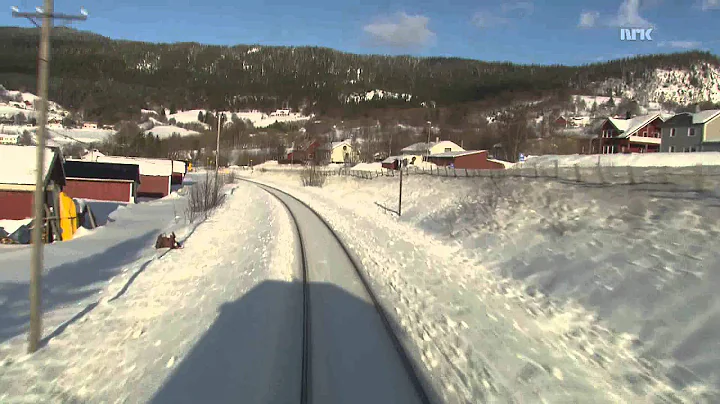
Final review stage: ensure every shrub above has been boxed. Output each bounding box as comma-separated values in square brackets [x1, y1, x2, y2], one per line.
[185, 171, 227, 223]
[300, 166, 326, 187]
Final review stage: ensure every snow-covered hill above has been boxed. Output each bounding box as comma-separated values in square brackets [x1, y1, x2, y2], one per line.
[597, 63, 720, 106]
[344, 89, 413, 104]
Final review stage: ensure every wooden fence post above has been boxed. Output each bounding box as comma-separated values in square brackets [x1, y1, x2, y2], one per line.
[554, 161, 559, 179]
[534, 164, 539, 178]
[575, 164, 582, 183]
[627, 165, 635, 184]
[597, 163, 605, 184]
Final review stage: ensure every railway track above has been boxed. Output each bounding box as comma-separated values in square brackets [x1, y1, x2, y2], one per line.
[242, 178, 436, 404]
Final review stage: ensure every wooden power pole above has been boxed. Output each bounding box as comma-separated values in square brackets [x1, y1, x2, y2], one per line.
[12, 1, 87, 353]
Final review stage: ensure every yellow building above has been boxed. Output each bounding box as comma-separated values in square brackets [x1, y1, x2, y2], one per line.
[324, 140, 359, 164]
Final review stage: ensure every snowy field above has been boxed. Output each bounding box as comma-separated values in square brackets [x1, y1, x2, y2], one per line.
[518, 152, 720, 168]
[166, 109, 311, 128]
[241, 168, 720, 402]
[144, 125, 201, 139]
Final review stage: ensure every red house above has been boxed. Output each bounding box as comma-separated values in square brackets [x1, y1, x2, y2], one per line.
[426, 150, 507, 170]
[593, 113, 664, 154]
[287, 139, 321, 162]
[0, 145, 66, 220]
[62, 160, 140, 203]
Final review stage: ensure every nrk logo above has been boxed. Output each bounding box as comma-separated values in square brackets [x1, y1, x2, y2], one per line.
[620, 28, 653, 41]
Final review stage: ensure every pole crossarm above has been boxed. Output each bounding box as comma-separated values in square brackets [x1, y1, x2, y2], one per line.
[12, 11, 87, 20]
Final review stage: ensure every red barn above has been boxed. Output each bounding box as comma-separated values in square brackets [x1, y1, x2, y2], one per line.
[593, 113, 664, 154]
[0, 145, 66, 220]
[92, 156, 172, 198]
[426, 150, 506, 170]
[62, 160, 140, 203]
[287, 139, 322, 162]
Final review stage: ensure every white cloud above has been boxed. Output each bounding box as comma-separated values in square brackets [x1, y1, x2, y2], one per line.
[578, 11, 600, 28]
[701, 0, 720, 10]
[473, 1, 534, 28]
[611, 0, 653, 27]
[658, 40, 702, 49]
[362, 12, 436, 48]
[577, 0, 655, 29]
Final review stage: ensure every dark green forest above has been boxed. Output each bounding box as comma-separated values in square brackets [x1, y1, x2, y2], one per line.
[0, 26, 718, 124]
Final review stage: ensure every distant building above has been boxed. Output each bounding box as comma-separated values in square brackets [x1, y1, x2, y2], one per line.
[659, 110, 720, 152]
[0, 134, 19, 145]
[426, 150, 507, 170]
[82, 122, 98, 129]
[270, 109, 291, 117]
[63, 159, 141, 203]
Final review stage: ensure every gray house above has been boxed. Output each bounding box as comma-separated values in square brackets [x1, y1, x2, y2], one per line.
[659, 110, 720, 152]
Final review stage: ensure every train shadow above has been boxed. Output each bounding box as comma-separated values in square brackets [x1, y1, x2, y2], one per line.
[150, 280, 435, 404]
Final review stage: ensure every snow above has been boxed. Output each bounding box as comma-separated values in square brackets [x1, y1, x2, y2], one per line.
[167, 109, 310, 129]
[166, 110, 209, 129]
[0, 176, 298, 402]
[351, 162, 383, 171]
[0, 145, 58, 185]
[145, 125, 201, 139]
[517, 152, 720, 168]
[46, 127, 115, 144]
[172, 160, 186, 174]
[241, 169, 720, 402]
[93, 156, 173, 177]
[0, 219, 31, 235]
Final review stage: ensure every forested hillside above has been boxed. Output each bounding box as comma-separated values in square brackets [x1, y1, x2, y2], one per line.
[0, 27, 718, 123]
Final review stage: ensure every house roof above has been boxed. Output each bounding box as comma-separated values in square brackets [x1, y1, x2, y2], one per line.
[382, 156, 402, 163]
[64, 159, 141, 182]
[330, 140, 351, 149]
[691, 109, 720, 124]
[92, 156, 173, 177]
[427, 150, 487, 158]
[0, 145, 63, 186]
[606, 113, 662, 137]
[172, 160, 186, 174]
[400, 140, 463, 154]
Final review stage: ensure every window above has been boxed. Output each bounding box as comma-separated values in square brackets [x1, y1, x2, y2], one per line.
[444, 147, 452, 152]
[668, 146, 675, 152]
[683, 147, 689, 152]
[670, 128, 676, 137]
[688, 128, 696, 137]
[642, 130, 648, 137]
[688, 146, 696, 152]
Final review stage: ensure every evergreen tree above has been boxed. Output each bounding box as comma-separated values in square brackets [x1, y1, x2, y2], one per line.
[198, 111, 204, 122]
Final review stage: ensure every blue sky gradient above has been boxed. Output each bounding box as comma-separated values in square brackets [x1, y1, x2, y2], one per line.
[1, 0, 718, 65]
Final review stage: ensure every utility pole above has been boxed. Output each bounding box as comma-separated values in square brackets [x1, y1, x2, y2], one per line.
[12, 2, 87, 354]
[215, 110, 222, 174]
[426, 121, 432, 159]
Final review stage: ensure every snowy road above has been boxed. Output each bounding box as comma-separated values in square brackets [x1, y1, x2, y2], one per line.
[250, 181, 433, 404]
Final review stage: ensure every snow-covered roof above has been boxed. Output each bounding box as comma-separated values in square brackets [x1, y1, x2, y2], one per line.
[428, 150, 487, 158]
[0, 145, 60, 186]
[606, 113, 662, 137]
[172, 160, 186, 174]
[401, 142, 434, 153]
[330, 140, 351, 149]
[382, 156, 402, 163]
[692, 109, 720, 124]
[94, 156, 172, 177]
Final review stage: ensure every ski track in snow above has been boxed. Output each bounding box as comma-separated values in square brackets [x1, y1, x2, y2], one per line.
[0, 181, 295, 403]
[243, 170, 719, 403]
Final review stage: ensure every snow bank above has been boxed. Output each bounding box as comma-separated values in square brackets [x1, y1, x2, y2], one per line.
[144, 125, 200, 139]
[96, 156, 173, 177]
[0, 181, 295, 402]
[248, 170, 720, 401]
[518, 152, 720, 168]
[351, 162, 382, 171]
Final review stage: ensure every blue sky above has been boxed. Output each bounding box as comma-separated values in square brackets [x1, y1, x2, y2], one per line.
[1, 0, 719, 65]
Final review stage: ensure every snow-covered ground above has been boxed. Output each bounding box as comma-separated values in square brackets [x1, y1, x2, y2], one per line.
[240, 168, 720, 402]
[165, 109, 311, 129]
[518, 152, 720, 168]
[0, 174, 298, 402]
[144, 125, 201, 139]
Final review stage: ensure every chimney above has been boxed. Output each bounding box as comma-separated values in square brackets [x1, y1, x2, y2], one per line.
[625, 110, 632, 119]
[435, 136, 439, 143]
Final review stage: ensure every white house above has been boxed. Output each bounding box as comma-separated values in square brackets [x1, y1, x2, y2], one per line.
[83, 122, 98, 129]
[400, 139, 465, 165]
[0, 134, 19, 145]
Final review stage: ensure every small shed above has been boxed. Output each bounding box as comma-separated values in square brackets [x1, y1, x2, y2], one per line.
[0, 145, 66, 222]
[93, 156, 172, 198]
[171, 160, 187, 185]
[425, 150, 506, 170]
[381, 156, 403, 170]
[62, 159, 141, 203]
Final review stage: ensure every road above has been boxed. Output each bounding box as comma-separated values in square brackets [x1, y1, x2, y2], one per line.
[252, 181, 432, 404]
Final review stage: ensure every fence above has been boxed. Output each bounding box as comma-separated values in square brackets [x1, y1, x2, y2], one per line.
[243, 162, 720, 196]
